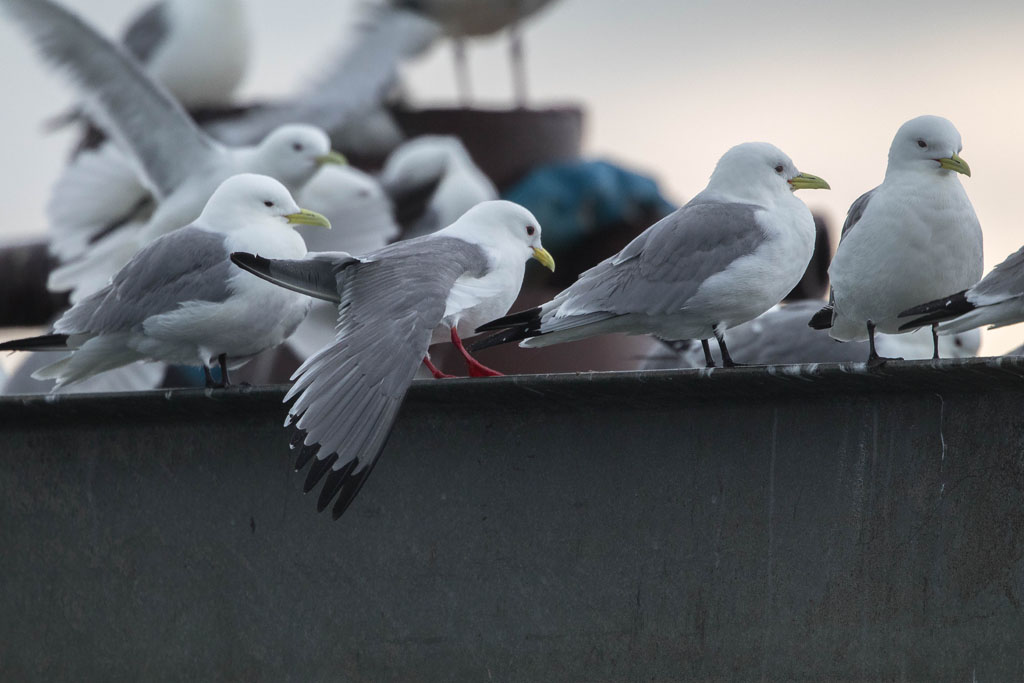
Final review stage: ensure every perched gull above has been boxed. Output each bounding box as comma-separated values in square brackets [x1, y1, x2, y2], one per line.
[473, 142, 830, 366]
[899, 244, 1024, 334]
[230, 200, 554, 518]
[380, 135, 498, 239]
[639, 300, 980, 369]
[0, 0, 344, 300]
[0, 175, 330, 391]
[51, 0, 248, 131]
[809, 115, 983, 364]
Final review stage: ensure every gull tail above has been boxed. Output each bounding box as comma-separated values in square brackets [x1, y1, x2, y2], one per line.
[0, 334, 70, 352]
[897, 290, 973, 331]
[230, 252, 354, 303]
[470, 307, 543, 351]
[807, 304, 834, 330]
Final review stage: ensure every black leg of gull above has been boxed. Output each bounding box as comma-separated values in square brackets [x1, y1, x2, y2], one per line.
[701, 339, 716, 368]
[714, 331, 744, 368]
[866, 319, 901, 368]
[203, 365, 217, 388]
[218, 353, 231, 388]
[931, 323, 941, 360]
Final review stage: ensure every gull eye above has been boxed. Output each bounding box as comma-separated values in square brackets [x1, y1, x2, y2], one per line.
[526, 225, 536, 236]
[292, 142, 304, 152]
[264, 201, 274, 207]
[917, 140, 927, 148]
[774, 165, 784, 173]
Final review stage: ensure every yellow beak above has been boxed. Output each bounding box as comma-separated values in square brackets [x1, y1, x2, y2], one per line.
[938, 152, 971, 177]
[285, 208, 331, 229]
[532, 246, 556, 272]
[788, 172, 831, 191]
[315, 150, 347, 166]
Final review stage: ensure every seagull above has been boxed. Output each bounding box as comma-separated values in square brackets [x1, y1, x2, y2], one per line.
[50, 0, 249, 132]
[0, 174, 330, 391]
[808, 115, 983, 365]
[639, 300, 980, 369]
[379, 135, 498, 239]
[229, 200, 554, 518]
[898, 244, 1024, 335]
[0, 0, 345, 300]
[473, 142, 830, 366]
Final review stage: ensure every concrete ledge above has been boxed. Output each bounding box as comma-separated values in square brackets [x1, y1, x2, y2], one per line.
[2, 359, 1024, 680]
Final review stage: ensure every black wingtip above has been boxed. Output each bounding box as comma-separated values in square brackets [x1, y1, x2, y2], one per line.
[0, 333, 70, 352]
[807, 305, 834, 330]
[897, 290, 973, 331]
[470, 307, 544, 351]
[229, 251, 270, 274]
[303, 452, 339, 493]
[469, 327, 533, 352]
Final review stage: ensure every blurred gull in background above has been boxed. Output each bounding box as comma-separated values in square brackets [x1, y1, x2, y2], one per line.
[380, 134, 498, 239]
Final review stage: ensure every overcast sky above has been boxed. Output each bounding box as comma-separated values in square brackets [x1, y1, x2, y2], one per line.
[1, 0, 1023, 352]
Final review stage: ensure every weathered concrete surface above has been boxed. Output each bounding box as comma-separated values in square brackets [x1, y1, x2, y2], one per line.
[1, 359, 1023, 681]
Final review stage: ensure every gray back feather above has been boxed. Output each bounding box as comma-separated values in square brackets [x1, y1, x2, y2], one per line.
[839, 188, 876, 242]
[1, 0, 215, 197]
[546, 200, 764, 324]
[55, 226, 232, 334]
[121, 1, 169, 64]
[286, 235, 489, 475]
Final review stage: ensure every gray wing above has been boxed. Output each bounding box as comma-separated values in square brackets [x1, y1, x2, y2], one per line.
[55, 226, 232, 335]
[282, 235, 488, 518]
[121, 1, 168, 64]
[543, 200, 764, 328]
[967, 244, 1024, 305]
[839, 188, 876, 242]
[1, 0, 216, 197]
[206, 2, 441, 145]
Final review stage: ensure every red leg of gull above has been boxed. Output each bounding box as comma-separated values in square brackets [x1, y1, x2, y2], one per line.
[422, 356, 455, 379]
[450, 327, 504, 377]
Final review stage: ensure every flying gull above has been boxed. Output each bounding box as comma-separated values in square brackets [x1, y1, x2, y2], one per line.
[899, 243, 1024, 335]
[808, 115, 982, 364]
[0, 0, 345, 300]
[473, 142, 829, 366]
[230, 200, 554, 518]
[0, 174, 330, 390]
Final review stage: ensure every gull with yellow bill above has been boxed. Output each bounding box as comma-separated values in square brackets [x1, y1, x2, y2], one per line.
[473, 142, 830, 367]
[230, 200, 555, 518]
[0, 175, 330, 390]
[809, 115, 982, 365]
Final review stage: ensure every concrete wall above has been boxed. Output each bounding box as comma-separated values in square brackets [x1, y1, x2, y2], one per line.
[1, 359, 1023, 681]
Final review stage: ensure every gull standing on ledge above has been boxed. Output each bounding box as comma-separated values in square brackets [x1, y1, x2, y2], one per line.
[0, 175, 330, 391]
[0, 0, 345, 300]
[230, 200, 554, 518]
[473, 142, 829, 367]
[809, 115, 983, 364]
